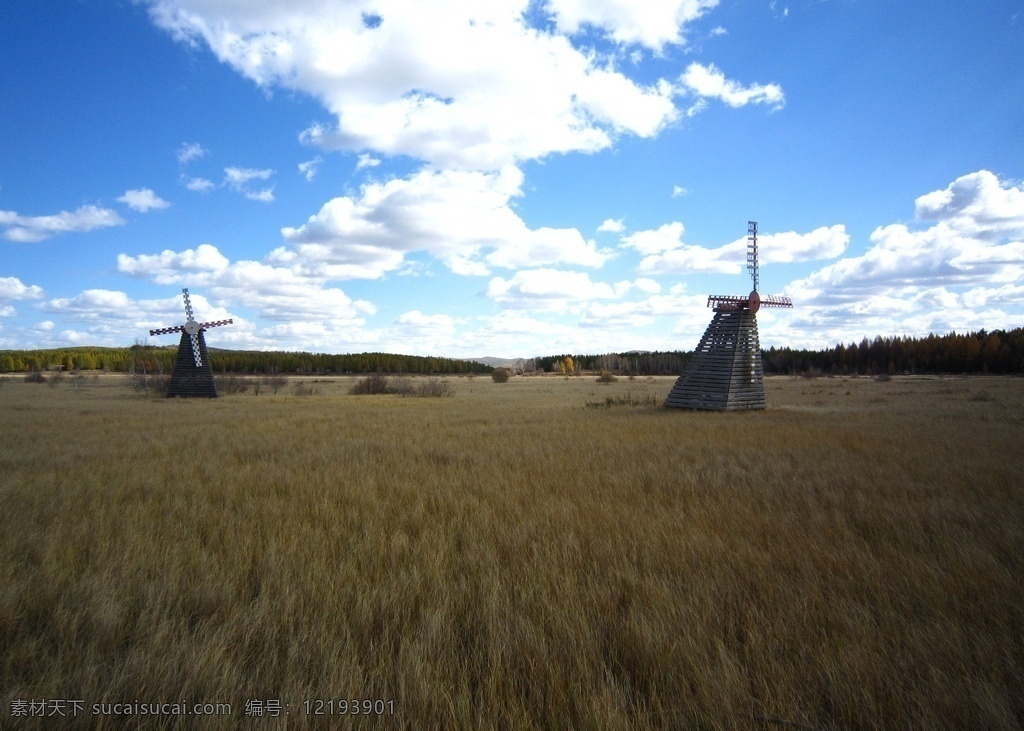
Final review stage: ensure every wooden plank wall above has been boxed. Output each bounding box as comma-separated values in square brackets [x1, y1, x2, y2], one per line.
[664, 310, 766, 410]
[166, 331, 219, 398]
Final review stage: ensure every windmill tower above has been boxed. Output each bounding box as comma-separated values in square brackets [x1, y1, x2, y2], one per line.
[665, 221, 793, 411]
[148, 288, 233, 397]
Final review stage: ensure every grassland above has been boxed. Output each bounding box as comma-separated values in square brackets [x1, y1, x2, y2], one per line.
[1, 373, 1022, 729]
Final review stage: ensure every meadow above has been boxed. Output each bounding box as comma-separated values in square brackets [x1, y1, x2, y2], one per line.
[1, 372, 1022, 729]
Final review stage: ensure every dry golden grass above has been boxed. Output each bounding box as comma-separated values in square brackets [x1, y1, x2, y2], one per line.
[1, 373, 1023, 729]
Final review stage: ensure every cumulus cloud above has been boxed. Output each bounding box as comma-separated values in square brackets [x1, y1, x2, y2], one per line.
[621, 221, 686, 255]
[276, 165, 612, 279]
[679, 62, 784, 111]
[629, 223, 848, 275]
[115, 244, 376, 335]
[146, 0, 691, 170]
[545, 0, 720, 51]
[793, 173, 1024, 305]
[0, 276, 44, 301]
[117, 188, 171, 212]
[0, 204, 124, 242]
[597, 218, 625, 233]
[484, 268, 656, 312]
[914, 170, 1024, 241]
[782, 170, 1024, 343]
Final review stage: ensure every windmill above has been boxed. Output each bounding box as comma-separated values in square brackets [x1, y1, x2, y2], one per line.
[148, 288, 233, 397]
[665, 221, 793, 411]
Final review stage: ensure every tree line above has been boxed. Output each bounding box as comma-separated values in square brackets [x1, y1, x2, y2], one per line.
[0, 346, 491, 376]
[2, 327, 1022, 377]
[529, 327, 1024, 376]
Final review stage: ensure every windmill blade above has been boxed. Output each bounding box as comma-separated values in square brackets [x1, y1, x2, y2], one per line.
[189, 333, 203, 366]
[747, 221, 759, 293]
[182, 288, 195, 322]
[149, 325, 185, 336]
[198, 318, 233, 329]
[760, 295, 793, 308]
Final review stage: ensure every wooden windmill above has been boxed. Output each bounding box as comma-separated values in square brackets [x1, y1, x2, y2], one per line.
[148, 288, 232, 397]
[665, 221, 792, 411]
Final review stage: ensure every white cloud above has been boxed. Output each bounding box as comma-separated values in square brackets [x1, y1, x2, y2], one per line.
[679, 62, 784, 110]
[484, 268, 654, 312]
[631, 223, 848, 275]
[0, 204, 124, 242]
[184, 176, 215, 192]
[914, 170, 1024, 240]
[118, 243, 230, 285]
[177, 142, 206, 164]
[545, 0, 720, 51]
[117, 188, 171, 212]
[671, 185, 688, 197]
[147, 0, 686, 171]
[45, 289, 135, 316]
[223, 166, 275, 202]
[783, 171, 1024, 341]
[355, 153, 381, 170]
[117, 244, 377, 324]
[224, 168, 272, 187]
[390, 309, 458, 351]
[0, 276, 44, 300]
[277, 165, 612, 279]
[621, 221, 686, 254]
[298, 156, 323, 181]
[597, 218, 624, 233]
[245, 187, 276, 203]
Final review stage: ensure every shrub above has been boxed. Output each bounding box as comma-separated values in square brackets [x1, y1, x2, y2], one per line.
[349, 373, 392, 395]
[263, 374, 289, 394]
[215, 374, 252, 394]
[24, 370, 47, 383]
[414, 377, 455, 398]
[491, 368, 511, 383]
[596, 371, 617, 384]
[585, 391, 659, 408]
[127, 372, 170, 395]
[293, 381, 321, 397]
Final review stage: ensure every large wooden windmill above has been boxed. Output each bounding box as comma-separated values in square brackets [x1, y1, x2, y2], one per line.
[665, 221, 793, 411]
[148, 288, 232, 397]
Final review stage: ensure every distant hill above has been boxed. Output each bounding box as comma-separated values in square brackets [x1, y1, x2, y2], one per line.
[469, 356, 525, 368]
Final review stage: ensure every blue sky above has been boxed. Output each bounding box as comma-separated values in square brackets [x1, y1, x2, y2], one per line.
[2, 0, 1023, 358]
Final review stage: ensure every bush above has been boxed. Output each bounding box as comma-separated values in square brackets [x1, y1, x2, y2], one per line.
[24, 370, 47, 383]
[414, 377, 455, 398]
[293, 381, 321, 397]
[263, 374, 289, 394]
[349, 373, 392, 395]
[585, 391, 659, 408]
[349, 374, 454, 398]
[128, 372, 170, 395]
[596, 371, 617, 384]
[491, 368, 511, 383]
[215, 374, 253, 394]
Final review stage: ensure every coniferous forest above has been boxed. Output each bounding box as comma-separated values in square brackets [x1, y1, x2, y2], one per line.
[0, 327, 1022, 376]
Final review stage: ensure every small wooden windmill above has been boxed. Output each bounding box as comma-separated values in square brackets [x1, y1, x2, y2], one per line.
[665, 221, 792, 411]
[148, 288, 232, 397]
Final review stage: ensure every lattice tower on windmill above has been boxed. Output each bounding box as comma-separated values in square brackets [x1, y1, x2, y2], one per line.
[148, 288, 233, 397]
[665, 221, 793, 411]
